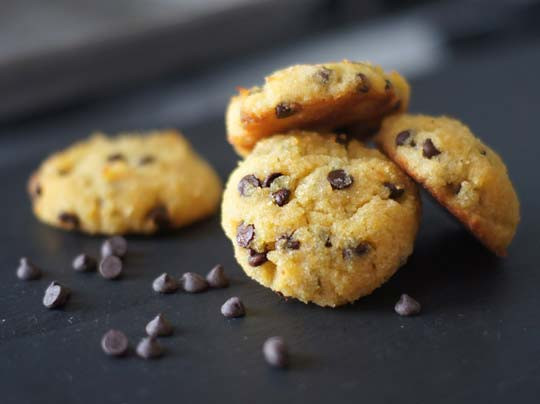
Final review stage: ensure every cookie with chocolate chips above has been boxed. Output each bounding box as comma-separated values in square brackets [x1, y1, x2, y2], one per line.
[221, 132, 421, 307]
[226, 60, 410, 156]
[376, 114, 520, 256]
[28, 130, 222, 234]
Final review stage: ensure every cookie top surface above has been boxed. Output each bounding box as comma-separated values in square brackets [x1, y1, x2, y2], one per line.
[29, 130, 222, 235]
[376, 114, 520, 256]
[221, 132, 421, 307]
[226, 60, 410, 156]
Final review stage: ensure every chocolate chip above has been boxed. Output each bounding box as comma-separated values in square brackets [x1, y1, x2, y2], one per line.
[262, 173, 283, 188]
[480, 149, 487, 156]
[275, 102, 301, 119]
[423, 138, 441, 159]
[278, 234, 300, 250]
[139, 155, 155, 165]
[107, 153, 125, 162]
[146, 313, 173, 337]
[324, 237, 332, 248]
[43, 281, 70, 309]
[152, 273, 179, 293]
[394, 294, 421, 316]
[238, 174, 261, 196]
[206, 264, 229, 288]
[99, 256, 123, 280]
[221, 297, 246, 318]
[136, 337, 163, 359]
[385, 79, 392, 90]
[272, 188, 291, 206]
[16, 257, 41, 280]
[101, 236, 127, 258]
[72, 254, 97, 272]
[236, 222, 255, 248]
[263, 337, 289, 368]
[180, 272, 208, 293]
[356, 73, 370, 93]
[31, 182, 42, 198]
[395, 130, 411, 146]
[383, 182, 405, 200]
[101, 329, 129, 357]
[248, 249, 267, 267]
[342, 242, 370, 259]
[146, 205, 170, 230]
[327, 169, 353, 190]
[58, 212, 80, 228]
[315, 67, 332, 84]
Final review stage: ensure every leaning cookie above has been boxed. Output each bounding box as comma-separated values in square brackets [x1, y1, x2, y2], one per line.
[28, 130, 222, 235]
[376, 114, 520, 256]
[226, 60, 409, 156]
[221, 132, 421, 307]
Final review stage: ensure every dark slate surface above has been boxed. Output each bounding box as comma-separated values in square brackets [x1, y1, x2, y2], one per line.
[0, 41, 539, 403]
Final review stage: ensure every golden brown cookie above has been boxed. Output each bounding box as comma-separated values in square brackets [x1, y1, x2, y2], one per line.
[226, 60, 410, 156]
[221, 132, 421, 307]
[29, 130, 222, 235]
[376, 114, 520, 256]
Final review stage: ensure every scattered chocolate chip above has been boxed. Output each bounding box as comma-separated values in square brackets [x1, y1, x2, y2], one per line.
[238, 174, 261, 196]
[58, 212, 80, 228]
[136, 337, 163, 359]
[395, 130, 411, 146]
[221, 297, 246, 318]
[101, 329, 129, 356]
[99, 256, 123, 280]
[31, 183, 42, 198]
[275, 102, 301, 119]
[385, 79, 392, 90]
[278, 234, 300, 250]
[206, 264, 229, 288]
[343, 242, 370, 259]
[146, 313, 173, 337]
[272, 188, 291, 206]
[263, 337, 289, 368]
[480, 149, 487, 156]
[315, 67, 332, 84]
[356, 73, 370, 93]
[152, 273, 179, 293]
[327, 169, 353, 190]
[236, 222, 255, 248]
[324, 237, 332, 248]
[423, 138, 441, 159]
[107, 153, 125, 162]
[383, 182, 405, 200]
[43, 281, 70, 309]
[248, 249, 267, 267]
[394, 294, 421, 316]
[262, 172, 283, 188]
[180, 272, 208, 293]
[16, 257, 41, 280]
[139, 155, 155, 165]
[146, 205, 170, 230]
[72, 254, 96, 272]
[101, 236, 127, 258]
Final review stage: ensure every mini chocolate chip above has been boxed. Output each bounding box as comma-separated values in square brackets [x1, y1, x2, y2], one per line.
[395, 130, 411, 146]
[147, 205, 170, 230]
[327, 169, 353, 190]
[394, 294, 421, 316]
[480, 149, 487, 156]
[356, 73, 370, 93]
[272, 188, 291, 207]
[146, 313, 173, 337]
[101, 236, 127, 258]
[278, 234, 300, 250]
[248, 249, 267, 267]
[180, 272, 208, 293]
[72, 254, 97, 272]
[152, 273, 179, 293]
[139, 155, 155, 165]
[206, 264, 229, 288]
[383, 182, 405, 200]
[101, 329, 129, 357]
[385, 79, 392, 90]
[275, 102, 301, 119]
[423, 138, 441, 159]
[315, 67, 332, 84]
[136, 337, 163, 359]
[58, 212, 80, 228]
[325, 237, 332, 248]
[410, 140, 417, 147]
[99, 256, 123, 280]
[236, 222, 255, 248]
[262, 172, 283, 188]
[263, 337, 289, 368]
[32, 183, 42, 198]
[343, 242, 370, 259]
[43, 281, 70, 309]
[238, 174, 261, 196]
[16, 257, 41, 280]
[221, 296, 246, 318]
[107, 153, 125, 162]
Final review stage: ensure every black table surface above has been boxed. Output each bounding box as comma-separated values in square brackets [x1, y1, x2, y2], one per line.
[1, 41, 539, 404]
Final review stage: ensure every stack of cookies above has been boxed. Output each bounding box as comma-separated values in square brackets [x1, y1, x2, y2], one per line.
[221, 60, 520, 307]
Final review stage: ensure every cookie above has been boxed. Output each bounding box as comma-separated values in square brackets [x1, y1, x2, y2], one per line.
[221, 132, 421, 307]
[29, 130, 222, 234]
[376, 114, 520, 256]
[226, 60, 410, 156]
